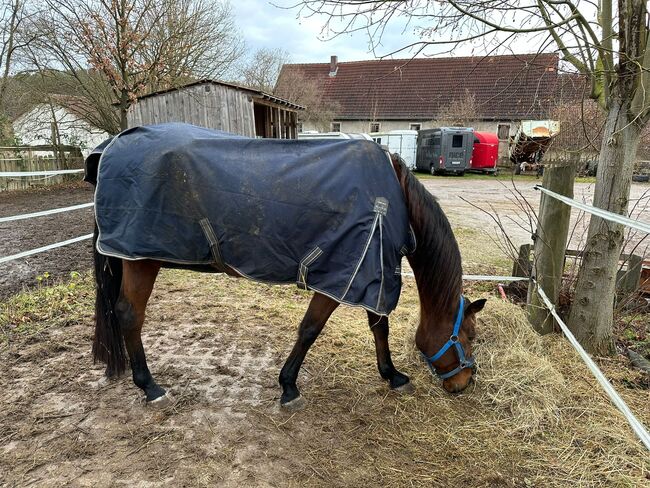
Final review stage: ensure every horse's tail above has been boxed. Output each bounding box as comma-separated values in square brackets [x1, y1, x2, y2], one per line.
[92, 223, 127, 376]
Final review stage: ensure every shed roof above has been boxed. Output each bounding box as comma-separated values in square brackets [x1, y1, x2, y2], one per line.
[276, 53, 562, 120]
[133, 79, 305, 111]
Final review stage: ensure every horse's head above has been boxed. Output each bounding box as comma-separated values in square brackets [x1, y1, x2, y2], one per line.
[416, 297, 486, 393]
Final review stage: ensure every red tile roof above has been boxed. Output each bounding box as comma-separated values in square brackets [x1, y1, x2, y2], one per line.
[276, 53, 562, 120]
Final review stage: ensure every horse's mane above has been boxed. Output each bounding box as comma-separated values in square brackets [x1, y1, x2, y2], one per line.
[392, 155, 463, 317]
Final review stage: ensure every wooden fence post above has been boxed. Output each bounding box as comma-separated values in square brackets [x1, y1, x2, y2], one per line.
[527, 164, 576, 334]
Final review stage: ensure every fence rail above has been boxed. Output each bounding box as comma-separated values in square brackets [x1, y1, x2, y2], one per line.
[535, 185, 650, 234]
[0, 146, 84, 191]
[0, 202, 94, 223]
[535, 281, 650, 450]
[0, 168, 85, 177]
[0, 234, 93, 265]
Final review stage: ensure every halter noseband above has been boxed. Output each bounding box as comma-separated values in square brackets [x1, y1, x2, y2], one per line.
[421, 295, 475, 380]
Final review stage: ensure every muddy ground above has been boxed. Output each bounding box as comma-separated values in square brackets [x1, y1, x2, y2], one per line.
[0, 181, 95, 300]
[2, 271, 649, 487]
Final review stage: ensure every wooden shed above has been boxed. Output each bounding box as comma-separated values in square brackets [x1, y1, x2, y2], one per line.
[127, 80, 303, 139]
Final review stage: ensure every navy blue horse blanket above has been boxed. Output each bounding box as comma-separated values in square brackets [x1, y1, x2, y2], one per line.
[85, 123, 415, 315]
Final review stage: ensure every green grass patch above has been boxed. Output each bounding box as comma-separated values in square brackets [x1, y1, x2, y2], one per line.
[0, 272, 95, 345]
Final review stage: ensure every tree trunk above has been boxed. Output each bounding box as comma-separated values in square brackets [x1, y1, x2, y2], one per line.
[528, 164, 576, 334]
[567, 98, 641, 355]
[119, 89, 129, 131]
[119, 106, 128, 131]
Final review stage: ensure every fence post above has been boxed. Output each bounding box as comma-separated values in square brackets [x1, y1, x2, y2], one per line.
[527, 163, 576, 334]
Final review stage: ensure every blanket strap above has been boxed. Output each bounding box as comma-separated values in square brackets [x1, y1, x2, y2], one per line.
[199, 218, 225, 269]
[297, 246, 323, 290]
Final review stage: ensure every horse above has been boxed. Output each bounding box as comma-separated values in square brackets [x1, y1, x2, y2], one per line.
[87, 124, 486, 409]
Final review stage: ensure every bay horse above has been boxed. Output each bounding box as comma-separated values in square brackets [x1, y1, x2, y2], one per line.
[90, 145, 485, 409]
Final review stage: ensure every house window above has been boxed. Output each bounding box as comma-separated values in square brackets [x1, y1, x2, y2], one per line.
[297, 122, 303, 133]
[409, 123, 421, 131]
[331, 122, 341, 132]
[373, 137, 382, 144]
[370, 122, 381, 133]
[498, 124, 510, 140]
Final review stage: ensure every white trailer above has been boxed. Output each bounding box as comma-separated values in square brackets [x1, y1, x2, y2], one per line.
[298, 131, 372, 141]
[370, 130, 418, 170]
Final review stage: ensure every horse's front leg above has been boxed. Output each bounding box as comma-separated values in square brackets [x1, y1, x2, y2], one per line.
[367, 312, 413, 392]
[279, 293, 339, 409]
[116, 260, 169, 406]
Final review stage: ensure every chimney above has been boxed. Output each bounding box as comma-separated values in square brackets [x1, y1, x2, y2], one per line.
[329, 55, 338, 77]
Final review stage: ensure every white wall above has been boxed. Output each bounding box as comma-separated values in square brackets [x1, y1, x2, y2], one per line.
[13, 104, 110, 157]
[301, 119, 519, 136]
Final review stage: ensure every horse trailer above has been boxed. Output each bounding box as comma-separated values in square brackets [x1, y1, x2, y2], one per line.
[370, 130, 418, 170]
[416, 127, 474, 175]
[298, 131, 372, 141]
[470, 132, 499, 174]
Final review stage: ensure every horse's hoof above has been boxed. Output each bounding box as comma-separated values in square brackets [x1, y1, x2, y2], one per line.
[147, 392, 174, 409]
[281, 395, 306, 411]
[89, 375, 112, 390]
[394, 381, 415, 394]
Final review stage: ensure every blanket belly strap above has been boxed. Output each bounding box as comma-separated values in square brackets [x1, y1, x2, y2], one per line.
[297, 246, 323, 290]
[199, 218, 226, 271]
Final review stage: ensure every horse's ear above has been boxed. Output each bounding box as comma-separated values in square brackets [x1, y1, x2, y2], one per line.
[467, 298, 487, 315]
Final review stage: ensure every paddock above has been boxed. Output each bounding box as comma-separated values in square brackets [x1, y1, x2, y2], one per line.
[1, 176, 649, 486]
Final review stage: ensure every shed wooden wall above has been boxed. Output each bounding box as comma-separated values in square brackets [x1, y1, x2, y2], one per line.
[127, 83, 256, 136]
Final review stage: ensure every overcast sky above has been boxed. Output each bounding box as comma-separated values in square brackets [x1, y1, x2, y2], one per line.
[232, 1, 544, 64]
[232, 0, 438, 63]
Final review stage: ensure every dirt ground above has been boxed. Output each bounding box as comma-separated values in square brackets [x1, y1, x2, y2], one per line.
[420, 176, 650, 257]
[0, 180, 95, 300]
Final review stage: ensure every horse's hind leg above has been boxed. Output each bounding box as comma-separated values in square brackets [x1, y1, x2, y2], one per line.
[367, 312, 413, 392]
[116, 260, 168, 405]
[279, 293, 339, 409]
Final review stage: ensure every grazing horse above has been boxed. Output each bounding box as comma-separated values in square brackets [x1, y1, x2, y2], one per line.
[87, 124, 485, 408]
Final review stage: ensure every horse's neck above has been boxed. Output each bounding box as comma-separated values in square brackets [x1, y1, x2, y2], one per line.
[400, 183, 461, 322]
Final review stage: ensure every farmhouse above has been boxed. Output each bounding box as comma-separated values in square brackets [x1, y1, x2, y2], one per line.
[127, 79, 304, 139]
[12, 97, 109, 157]
[276, 53, 579, 142]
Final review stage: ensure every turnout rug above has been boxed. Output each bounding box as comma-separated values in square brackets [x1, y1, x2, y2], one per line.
[86, 123, 415, 315]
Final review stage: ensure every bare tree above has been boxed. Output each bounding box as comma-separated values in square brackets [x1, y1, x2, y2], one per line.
[0, 0, 37, 140]
[437, 90, 480, 127]
[274, 68, 340, 131]
[291, 0, 650, 354]
[142, 0, 244, 91]
[30, 0, 243, 133]
[240, 48, 290, 93]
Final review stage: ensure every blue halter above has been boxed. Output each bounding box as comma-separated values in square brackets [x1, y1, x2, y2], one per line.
[421, 295, 475, 380]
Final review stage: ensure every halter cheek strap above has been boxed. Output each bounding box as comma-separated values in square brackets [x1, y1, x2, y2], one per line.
[421, 296, 475, 380]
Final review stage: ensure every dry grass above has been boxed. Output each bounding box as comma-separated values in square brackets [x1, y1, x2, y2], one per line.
[182, 272, 650, 486]
[2, 268, 649, 486]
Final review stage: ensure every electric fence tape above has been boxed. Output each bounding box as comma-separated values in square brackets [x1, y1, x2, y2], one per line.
[402, 272, 527, 282]
[0, 234, 93, 265]
[535, 185, 650, 234]
[0, 202, 94, 223]
[0, 169, 85, 177]
[535, 281, 650, 451]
